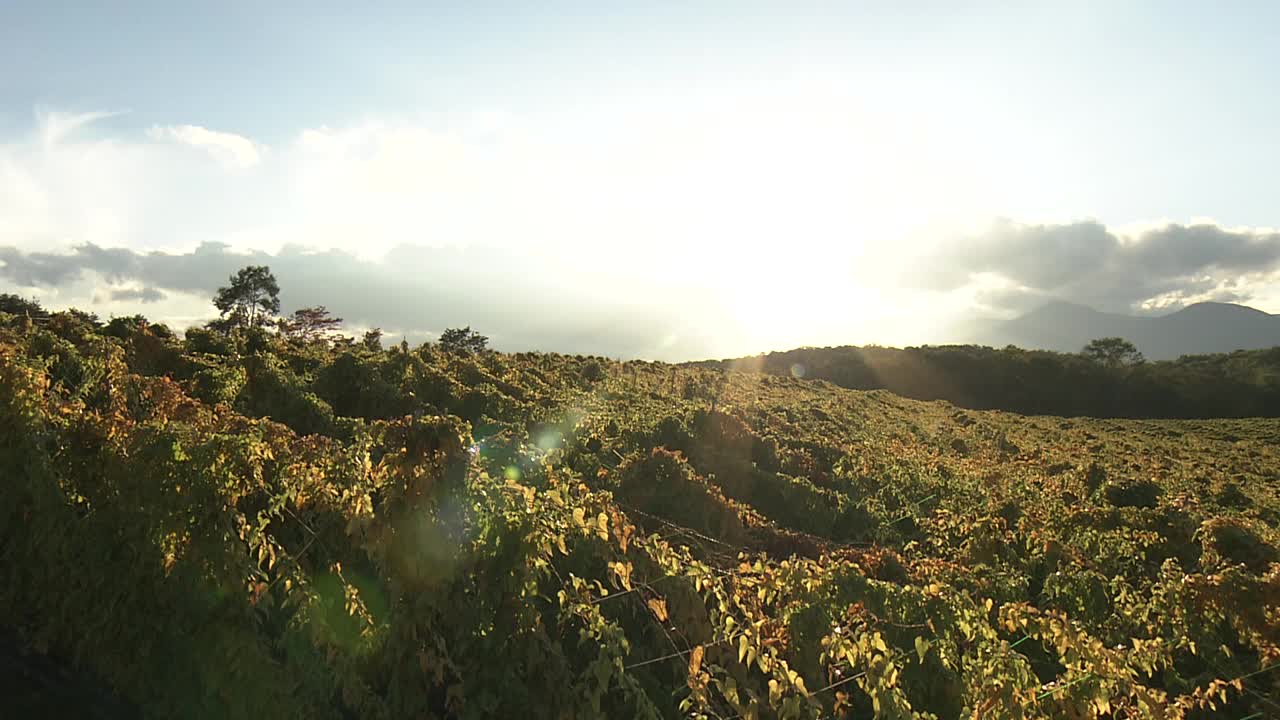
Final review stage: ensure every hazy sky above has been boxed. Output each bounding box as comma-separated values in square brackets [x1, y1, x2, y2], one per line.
[3, 2, 1280, 358]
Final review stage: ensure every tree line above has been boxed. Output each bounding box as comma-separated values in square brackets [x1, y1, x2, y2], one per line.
[2, 265, 489, 355]
[702, 339, 1280, 419]
[5, 264, 1280, 418]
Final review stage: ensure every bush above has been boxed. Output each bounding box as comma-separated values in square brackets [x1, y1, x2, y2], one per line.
[240, 356, 336, 436]
[184, 327, 240, 356]
[191, 364, 247, 406]
[580, 358, 605, 382]
[616, 448, 747, 545]
[1201, 519, 1278, 572]
[1103, 479, 1161, 508]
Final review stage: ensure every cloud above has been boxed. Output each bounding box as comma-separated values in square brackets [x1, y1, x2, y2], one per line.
[2, 105, 911, 356]
[37, 109, 127, 146]
[1, 109, 603, 261]
[0, 241, 743, 360]
[910, 219, 1280, 314]
[148, 124, 262, 168]
[1, 100, 968, 263]
[105, 286, 165, 303]
[4, 107, 1280, 356]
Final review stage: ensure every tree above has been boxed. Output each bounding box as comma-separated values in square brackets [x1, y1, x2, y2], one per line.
[280, 306, 343, 341]
[64, 308, 101, 327]
[213, 266, 280, 329]
[438, 326, 488, 354]
[0, 293, 45, 317]
[104, 314, 150, 339]
[1082, 337, 1144, 368]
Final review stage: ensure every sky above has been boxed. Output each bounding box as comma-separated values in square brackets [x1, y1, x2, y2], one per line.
[3, 1, 1280, 359]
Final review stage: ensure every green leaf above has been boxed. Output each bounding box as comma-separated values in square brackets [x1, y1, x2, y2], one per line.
[914, 636, 931, 664]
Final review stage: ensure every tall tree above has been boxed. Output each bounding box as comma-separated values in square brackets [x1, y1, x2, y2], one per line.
[214, 266, 280, 329]
[280, 306, 343, 341]
[1082, 337, 1145, 367]
[438, 326, 488, 354]
[362, 328, 384, 351]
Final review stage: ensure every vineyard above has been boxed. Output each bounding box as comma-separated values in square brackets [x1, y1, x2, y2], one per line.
[1, 311, 1278, 718]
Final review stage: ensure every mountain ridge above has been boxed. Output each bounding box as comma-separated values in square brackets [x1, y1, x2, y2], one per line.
[971, 300, 1280, 359]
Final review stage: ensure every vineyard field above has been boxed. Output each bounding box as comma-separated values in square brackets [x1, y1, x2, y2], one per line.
[1, 313, 1278, 719]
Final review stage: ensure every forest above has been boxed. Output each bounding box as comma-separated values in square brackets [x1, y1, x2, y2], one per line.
[701, 344, 1280, 420]
[0, 269, 1277, 719]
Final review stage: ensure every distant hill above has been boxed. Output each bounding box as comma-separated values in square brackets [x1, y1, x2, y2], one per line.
[698, 343, 1280, 418]
[971, 301, 1280, 360]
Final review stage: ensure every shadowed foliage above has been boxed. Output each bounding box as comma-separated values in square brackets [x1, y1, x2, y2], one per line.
[0, 303, 1277, 719]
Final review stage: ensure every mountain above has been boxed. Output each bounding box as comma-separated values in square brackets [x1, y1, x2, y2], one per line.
[972, 301, 1280, 360]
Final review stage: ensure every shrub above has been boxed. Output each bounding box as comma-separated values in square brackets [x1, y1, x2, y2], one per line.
[1103, 479, 1161, 508]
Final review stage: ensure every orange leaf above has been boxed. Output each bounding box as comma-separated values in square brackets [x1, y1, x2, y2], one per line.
[687, 645, 705, 684]
[648, 598, 669, 622]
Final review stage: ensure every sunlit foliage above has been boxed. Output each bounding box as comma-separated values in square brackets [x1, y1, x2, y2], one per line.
[705, 344, 1280, 418]
[0, 307, 1277, 718]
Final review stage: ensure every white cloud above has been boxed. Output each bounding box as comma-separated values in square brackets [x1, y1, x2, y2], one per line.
[4, 106, 1280, 358]
[36, 109, 127, 146]
[148, 124, 262, 169]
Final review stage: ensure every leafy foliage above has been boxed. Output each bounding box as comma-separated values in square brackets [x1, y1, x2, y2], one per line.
[1082, 337, 1145, 368]
[214, 265, 281, 329]
[1, 313, 1277, 718]
[280, 306, 344, 341]
[703, 344, 1280, 418]
[438, 326, 489, 355]
[0, 293, 46, 317]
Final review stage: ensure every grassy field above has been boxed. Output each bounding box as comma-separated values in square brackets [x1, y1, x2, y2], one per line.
[1, 316, 1277, 718]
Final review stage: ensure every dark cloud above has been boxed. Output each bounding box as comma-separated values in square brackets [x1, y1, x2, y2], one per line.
[0, 242, 735, 360]
[105, 287, 166, 303]
[916, 220, 1280, 313]
[0, 246, 88, 286]
[6, 218, 1277, 357]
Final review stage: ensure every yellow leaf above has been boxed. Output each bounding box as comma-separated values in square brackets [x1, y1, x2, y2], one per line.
[596, 512, 609, 541]
[610, 561, 632, 590]
[688, 645, 705, 681]
[648, 598, 669, 622]
[572, 507, 586, 528]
